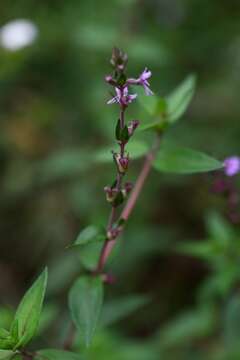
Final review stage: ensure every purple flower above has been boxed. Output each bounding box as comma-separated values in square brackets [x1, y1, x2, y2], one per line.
[127, 68, 153, 96]
[107, 87, 137, 106]
[224, 156, 240, 176]
[139, 68, 153, 95]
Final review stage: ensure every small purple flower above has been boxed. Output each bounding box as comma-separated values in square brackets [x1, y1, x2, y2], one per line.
[139, 68, 153, 96]
[107, 87, 137, 106]
[127, 68, 153, 96]
[224, 156, 240, 176]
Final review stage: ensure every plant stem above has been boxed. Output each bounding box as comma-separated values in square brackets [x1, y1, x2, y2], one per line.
[96, 135, 160, 273]
[106, 99, 126, 231]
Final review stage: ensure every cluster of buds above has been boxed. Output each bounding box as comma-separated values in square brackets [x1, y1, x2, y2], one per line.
[104, 48, 153, 211]
[106, 48, 153, 107]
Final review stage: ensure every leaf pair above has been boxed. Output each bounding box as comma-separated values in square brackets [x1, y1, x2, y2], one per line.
[0, 269, 48, 356]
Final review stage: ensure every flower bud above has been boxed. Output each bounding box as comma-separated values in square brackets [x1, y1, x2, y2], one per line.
[114, 153, 129, 174]
[107, 227, 120, 240]
[121, 182, 133, 198]
[127, 120, 139, 136]
[105, 75, 117, 86]
[104, 186, 118, 203]
[101, 272, 116, 284]
[110, 47, 128, 71]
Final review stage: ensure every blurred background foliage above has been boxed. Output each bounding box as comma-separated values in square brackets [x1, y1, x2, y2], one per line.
[1, 0, 240, 359]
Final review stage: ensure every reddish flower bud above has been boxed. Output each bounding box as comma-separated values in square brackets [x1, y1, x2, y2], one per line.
[105, 75, 117, 86]
[121, 182, 133, 198]
[124, 182, 133, 193]
[107, 227, 120, 240]
[127, 120, 139, 136]
[114, 153, 129, 174]
[104, 186, 118, 203]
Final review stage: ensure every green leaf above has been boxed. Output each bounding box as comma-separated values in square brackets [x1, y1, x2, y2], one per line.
[0, 328, 16, 350]
[138, 90, 159, 116]
[70, 225, 105, 248]
[0, 309, 14, 330]
[139, 120, 163, 132]
[36, 349, 83, 360]
[12, 268, 48, 349]
[100, 295, 150, 327]
[206, 211, 234, 246]
[153, 146, 223, 174]
[158, 306, 216, 348]
[166, 75, 196, 124]
[121, 125, 130, 142]
[0, 350, 15, 360]
[78, 242, 103, 271]
[177, 241, 216, 260]
[115, 119, 121, 141]
[69, 276, 104, 347]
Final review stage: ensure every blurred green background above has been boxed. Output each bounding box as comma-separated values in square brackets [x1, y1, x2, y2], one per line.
[1, 0, 240, 359]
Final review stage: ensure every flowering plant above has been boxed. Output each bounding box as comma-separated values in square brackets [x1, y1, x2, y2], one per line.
[0, 48, 229, 360]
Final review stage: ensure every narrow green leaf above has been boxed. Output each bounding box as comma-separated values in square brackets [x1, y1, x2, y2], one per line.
[206, 211, 234, 246]
[121, 125, 130, 142]
[177, 241, 216, 260]
[0, 326, 17, 350]
[36, 349, 83, 360]
[70, 225, 105, 248]
[115, 119, 121, 141]
[0, 333, 16, 351]
[69, 276, 103, 347]
[166, 75, 196, 124]
[0, 350, 15, 360]
[153, 147, 223, 174]
[12, 268, 48, 349]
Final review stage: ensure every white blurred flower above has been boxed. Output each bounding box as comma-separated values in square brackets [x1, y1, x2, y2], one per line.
[0, 19, 38, 51]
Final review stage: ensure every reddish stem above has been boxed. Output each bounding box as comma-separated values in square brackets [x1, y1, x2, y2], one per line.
[96, 136, 160, 273]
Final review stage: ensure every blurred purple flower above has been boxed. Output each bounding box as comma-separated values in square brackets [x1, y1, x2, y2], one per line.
[139, 68, 153, 95]
[224, 156, 240, 176]
[127, 68, 153, 95]
[107, 87, 137, 106]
